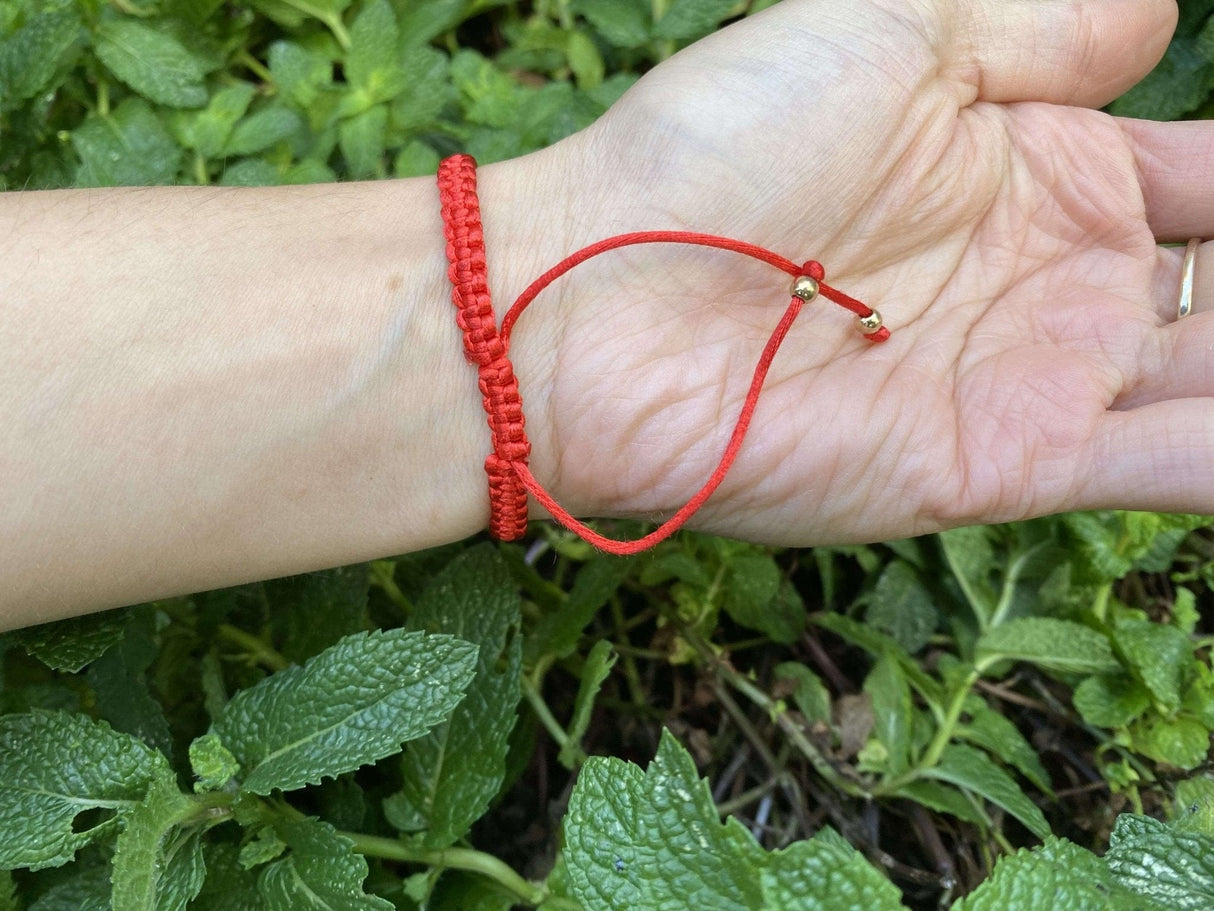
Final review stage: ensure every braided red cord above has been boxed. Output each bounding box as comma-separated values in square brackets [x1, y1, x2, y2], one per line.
[437, 153, 889, 554]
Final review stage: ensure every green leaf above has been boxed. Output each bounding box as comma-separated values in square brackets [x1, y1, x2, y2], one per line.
[865, 561, 938, 655]
[93, 19, 209, 108]
[760, 828, 907, 910]
[863, 654, 912, 776]
[938, 526, 999, 621]
[566, 30, 604, 89]
[212, 628, 477, 794]
[389, 546, 521, 847]
[563, 729, 767, 909]
[12, 607, 130, 672]
[389, 45, 452, 132]
[339, 104, 387, 178]
[528, 553, 634, 662]
[346, 0, 406, 103]
[111, 777, 206, 911]
[27, 865, 112, 911]
[266, 565, 370, 665]
[220, 159, 281, 186]
[954, 838, 1147, 911]
[891, 780, 984, 825]
[560, 639, 616, 768]
[0, 710, 171, 870]
[1107, 814, 1214, 910]
[73, 98, 183, 186]
[0, 9, 80, 109]
[1072, 673, 1152, 728]
[225, 105, 302, 158]
[722, 553, 804, 644]
[813, 613, 942, 705]
[1128, 715, 1210, 770]
[922, 744, 1050, 838]
[0, 871, 15, 911]
[174, 82, 255, 158]
[429, 871, 517, 911]
[259, 816, 394, 910]
[975, 618, 1119, 675]
[192, 843, 266, 911]
[268, 40, 331, 109]
[393, 139, 440, 177]
[573, 0, 651, 48]
[1113, 619, 1190, 710]
[957, 700, 1052, 794]
[189, 732, 240, 792]
[87, 609, 173, 760]
[653, 0, 739, 41]
[774, 662, 831, 725]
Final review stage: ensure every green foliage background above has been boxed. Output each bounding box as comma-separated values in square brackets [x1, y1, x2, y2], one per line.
[2, 1, 1214, 909]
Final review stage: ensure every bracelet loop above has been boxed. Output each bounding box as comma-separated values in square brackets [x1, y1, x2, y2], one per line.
[437, 153, 889, 553]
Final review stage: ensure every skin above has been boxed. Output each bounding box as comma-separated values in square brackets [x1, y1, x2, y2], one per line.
[1, 0, 1211, 627]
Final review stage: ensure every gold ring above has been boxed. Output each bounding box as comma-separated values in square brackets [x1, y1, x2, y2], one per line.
[1178, 238, 1200, 319]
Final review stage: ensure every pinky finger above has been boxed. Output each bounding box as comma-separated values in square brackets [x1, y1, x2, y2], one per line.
[1078, 400, 1214, 514]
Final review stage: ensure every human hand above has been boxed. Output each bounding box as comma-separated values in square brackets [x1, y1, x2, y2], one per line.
[507, 0, 1213, 545]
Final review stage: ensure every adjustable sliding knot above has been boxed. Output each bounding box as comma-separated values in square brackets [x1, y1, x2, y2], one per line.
[437, 153, 891, 554]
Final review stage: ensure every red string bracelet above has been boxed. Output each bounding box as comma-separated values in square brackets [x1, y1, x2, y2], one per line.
[437, 153, 889, 556]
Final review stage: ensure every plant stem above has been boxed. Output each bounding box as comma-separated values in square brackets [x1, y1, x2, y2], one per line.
[344, 833, 575, 908]
[521, 674, 584, 765]
[217, 623, 290, 672]
[235, 50, 274, 86]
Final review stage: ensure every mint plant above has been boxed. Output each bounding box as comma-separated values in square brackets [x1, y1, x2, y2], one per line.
[3, 0, 1214, 908]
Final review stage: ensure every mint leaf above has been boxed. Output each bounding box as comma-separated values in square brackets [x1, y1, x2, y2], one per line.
[1108, 37, 1214, 121]
[346, 0, 406, 103]
[0, 9, 80, 108]
[1073, 673, 1151, 728]
[267, 40, 331, 109]
[266, 565, 370, 665]
[976, 618, 1119, 675]
[891, 780, 984, 825]
[393, 139, 440, 177]
[224, 105, 303, 158]
[174, 82, 255, 158]
[760, 829, 906, 910]
[865, 560, 938, 654]
[573, 0, 651, 48]
[93, 19, 208, 108]
[73, 98, 183, 186]
[13, 607, 130, 672]
[27, 865, 112, 911]
[774, 663, 831, 725]
[560, 639, 616, 768]
[192, 843, 265, 911]
[938, 526, 999, 621]
[922, 744, 1050, 838]
[958, 700, 1051, 794]
[722, 554, 804, 644]
[1113, 619, 1190, 710]
[1107, 814, 1214, 909]
[527, 553, 633, 662]
[863, 654, 912, 776]
[212, 628, 477, 794]
[0, 710, 171, 870]
[87, 610, 173, 760]
[0, 871, 14, 911]
[259, 816, 394, 910]
[563, 728, 767, 908]
[338, 104, 387, 178]
[111, 777, 205, 911]
[390, 546, 521, 847]
[955, 838, 1146, 911]
[189, 732, 240, 792]
[429, 871, 517, 910]
[653, 0, 738, 41]
[1128, 715, 1210, 770]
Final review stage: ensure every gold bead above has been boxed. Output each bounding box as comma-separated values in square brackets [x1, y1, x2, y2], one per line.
[790, 275, 819, 302]
[856, 310, 883, 334]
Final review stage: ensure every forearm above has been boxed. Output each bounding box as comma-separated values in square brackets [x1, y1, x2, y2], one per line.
[0, 152, 577, 627]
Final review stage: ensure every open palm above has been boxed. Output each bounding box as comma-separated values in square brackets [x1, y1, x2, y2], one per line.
[513, 0, 1214, 545]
